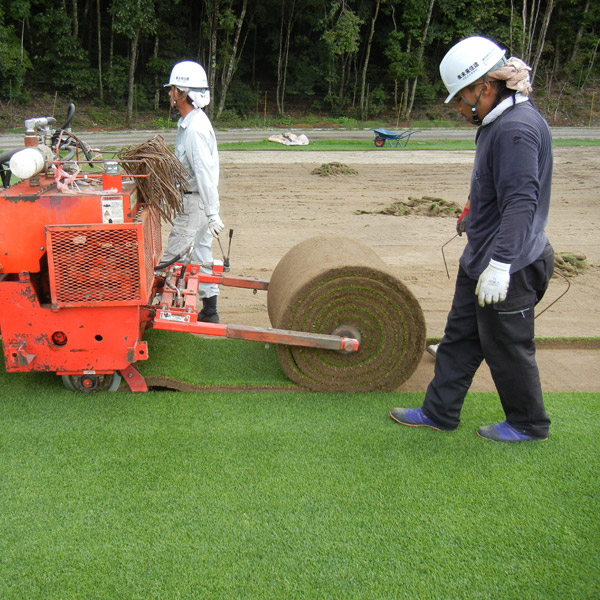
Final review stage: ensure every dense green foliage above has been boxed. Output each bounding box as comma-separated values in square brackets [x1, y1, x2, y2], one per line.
[0, 0, 598, 124]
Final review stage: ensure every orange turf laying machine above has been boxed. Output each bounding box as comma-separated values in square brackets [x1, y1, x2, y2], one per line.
[0, 105, 364, 393]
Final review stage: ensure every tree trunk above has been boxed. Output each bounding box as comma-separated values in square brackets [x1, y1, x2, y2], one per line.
[20, 19, 25, 62]
[522, 0, 531, 60]
[531, 0, 554, 82]
[72, 0, 79, 38]
[153, 36, 160, 111]
[401, 36, 412, 120]
[281, 1, 295, 114]
[339, 55, 350, 105]
[216, 0, 248, 118]
[109, 11, 114, 72]
[581, 35, 600, 89]
[276, 0, 296, 115]
[359, 0, 381, 119]
[207, 6, 218, 120]
[197, 1, 206, 64]
[509, 0, 514, 54]
[97, 0, 103, 100]
[405, 0, 434, 118]
[550, 5, 562, 84]
[276, 3, 285, 114]
[126, 31, 139, 125]
[570, 0, 591, 64]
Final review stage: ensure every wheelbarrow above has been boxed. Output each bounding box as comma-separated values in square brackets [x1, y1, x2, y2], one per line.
[373, 128, 418, 148]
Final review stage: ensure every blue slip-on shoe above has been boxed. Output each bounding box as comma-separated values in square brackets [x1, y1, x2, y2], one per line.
[476, 421, 548, 442]
[389, 407, 454, 432]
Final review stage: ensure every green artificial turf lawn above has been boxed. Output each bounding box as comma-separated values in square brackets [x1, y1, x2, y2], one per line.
[136, 330, 293, 388]
[0, 344, 598, 600]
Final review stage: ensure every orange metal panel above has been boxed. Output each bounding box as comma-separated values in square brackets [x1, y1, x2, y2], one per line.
[0, 276, 148, 373]
[0, 175, 139, 274]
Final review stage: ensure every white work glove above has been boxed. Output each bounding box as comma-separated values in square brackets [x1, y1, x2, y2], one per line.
[475, 259, 511, 307]
[207, 214, 224, 236]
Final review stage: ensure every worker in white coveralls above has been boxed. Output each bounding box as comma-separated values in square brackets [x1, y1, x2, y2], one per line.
[161, 60, 224, 323]
[390, 36, 555, 442]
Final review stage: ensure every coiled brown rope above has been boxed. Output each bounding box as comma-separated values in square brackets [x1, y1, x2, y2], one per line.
[119, 135, 188, 224]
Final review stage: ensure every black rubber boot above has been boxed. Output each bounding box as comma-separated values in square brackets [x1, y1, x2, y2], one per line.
[199, 295, 219, 323]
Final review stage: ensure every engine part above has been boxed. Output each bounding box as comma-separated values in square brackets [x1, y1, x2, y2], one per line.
[9, 146, 54, 179]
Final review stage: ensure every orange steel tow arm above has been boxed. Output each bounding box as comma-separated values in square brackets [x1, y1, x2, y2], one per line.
[149, 264, 360, 354]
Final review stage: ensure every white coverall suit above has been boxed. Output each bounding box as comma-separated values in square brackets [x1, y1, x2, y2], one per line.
[161, 107, 220, 299]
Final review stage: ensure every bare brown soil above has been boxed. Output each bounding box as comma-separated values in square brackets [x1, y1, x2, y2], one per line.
[169, 146, 600, 392]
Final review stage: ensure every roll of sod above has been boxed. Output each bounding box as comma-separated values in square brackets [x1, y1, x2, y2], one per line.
[267, 236, 426, 392]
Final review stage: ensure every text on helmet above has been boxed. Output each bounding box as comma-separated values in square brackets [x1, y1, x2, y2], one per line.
[457, 62, 479, 81]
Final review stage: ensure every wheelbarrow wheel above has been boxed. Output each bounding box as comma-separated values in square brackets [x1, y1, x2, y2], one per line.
[61, 372, 122, 392]
[374, 136, 385, 147]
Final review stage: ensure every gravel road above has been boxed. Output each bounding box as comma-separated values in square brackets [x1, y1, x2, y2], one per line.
[1, 126, 599, 151]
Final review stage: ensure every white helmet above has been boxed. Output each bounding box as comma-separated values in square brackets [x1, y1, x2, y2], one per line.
[164, 61, 208, 90]
[440, 36, 506, 103]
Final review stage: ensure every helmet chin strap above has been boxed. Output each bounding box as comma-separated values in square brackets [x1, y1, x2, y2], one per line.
[460, 85, 485, 125]
[470, 105, 482, 126]
[459, 76, 489, 125]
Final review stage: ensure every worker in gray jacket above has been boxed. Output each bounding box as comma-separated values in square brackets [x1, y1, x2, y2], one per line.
[161, 60, 224, 323]
[390, 36, 554, 442]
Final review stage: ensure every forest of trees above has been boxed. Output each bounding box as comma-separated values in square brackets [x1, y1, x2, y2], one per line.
[0, 0, 598, 124]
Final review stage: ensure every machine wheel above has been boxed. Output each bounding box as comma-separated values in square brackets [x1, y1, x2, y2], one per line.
[374, 136, 385, 147]
[61, 372, 122, 393]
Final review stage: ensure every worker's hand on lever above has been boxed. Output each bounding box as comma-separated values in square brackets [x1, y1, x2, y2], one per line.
[208, 214, 224, 236]
[475, 259, 511, 307]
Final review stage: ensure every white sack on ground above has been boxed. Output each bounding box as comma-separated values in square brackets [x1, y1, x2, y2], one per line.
[268, 132, 309, 146]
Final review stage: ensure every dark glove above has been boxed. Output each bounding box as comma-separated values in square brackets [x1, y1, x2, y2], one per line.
[456, 206, 470, 236]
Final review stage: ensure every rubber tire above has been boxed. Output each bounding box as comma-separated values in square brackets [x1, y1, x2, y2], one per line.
[374, 136, 385, 147]
[61, 372, 122, 392]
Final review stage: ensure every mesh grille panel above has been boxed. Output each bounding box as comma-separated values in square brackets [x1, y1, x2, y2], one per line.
[49, 226, 143, 306]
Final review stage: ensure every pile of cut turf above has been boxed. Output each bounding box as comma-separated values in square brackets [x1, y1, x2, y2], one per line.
[356, 196, 461, 217]
[554, 251, 587, 277]
[311, 162, 358, 177]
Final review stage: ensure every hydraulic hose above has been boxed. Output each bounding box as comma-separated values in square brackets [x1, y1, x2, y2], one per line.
[154, 253, 185, 271]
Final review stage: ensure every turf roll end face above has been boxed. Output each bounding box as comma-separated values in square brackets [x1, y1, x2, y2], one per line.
[267, 236, 426, 392]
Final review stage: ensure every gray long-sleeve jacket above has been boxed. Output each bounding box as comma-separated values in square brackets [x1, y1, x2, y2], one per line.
[175, 107, 220, 217]
[460, 99, 553, 278]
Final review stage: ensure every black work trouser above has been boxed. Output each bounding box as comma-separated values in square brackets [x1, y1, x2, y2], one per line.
[423, 243, 555, 438]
